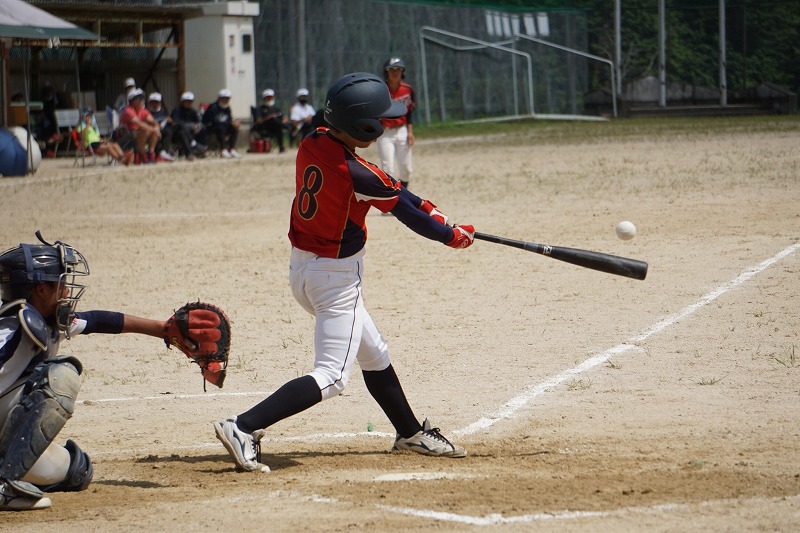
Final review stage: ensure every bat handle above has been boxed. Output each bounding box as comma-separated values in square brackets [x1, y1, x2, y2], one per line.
[474, 232, 544, 253]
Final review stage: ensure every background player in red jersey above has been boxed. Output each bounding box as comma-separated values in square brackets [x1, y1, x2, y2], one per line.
[215, 72, 475, 471]
[377, 57, 416, 189]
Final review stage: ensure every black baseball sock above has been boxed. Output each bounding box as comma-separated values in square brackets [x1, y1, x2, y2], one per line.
[362, 365, 422, 438]
[236, 375, 321, 433]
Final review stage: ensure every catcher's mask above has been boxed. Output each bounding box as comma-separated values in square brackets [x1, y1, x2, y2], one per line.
[0, 231, 89, 335]
[323, 72, 407, 142]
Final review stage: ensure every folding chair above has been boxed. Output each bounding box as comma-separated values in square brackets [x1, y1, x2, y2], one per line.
[71, 128, 97, 167]
[54, 109, 80, 156]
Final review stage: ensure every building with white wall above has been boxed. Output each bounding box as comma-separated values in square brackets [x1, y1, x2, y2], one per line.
[184, 1, 260, 120]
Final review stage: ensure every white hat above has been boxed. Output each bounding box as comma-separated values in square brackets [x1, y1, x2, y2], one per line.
[127, 88, 145, 101]
[148, 92, 162, 102]
[296, 88, 309, 97]
[218, 88, 232, 98]
[180, 91, 195, 101]
[262, 88, 275, 98]
[124, 77, 136, 88]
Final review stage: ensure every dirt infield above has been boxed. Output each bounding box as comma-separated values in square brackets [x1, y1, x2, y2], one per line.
[2, 117, 799, 531]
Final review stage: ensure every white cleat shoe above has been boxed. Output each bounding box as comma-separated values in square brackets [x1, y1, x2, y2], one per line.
[229, 149, 242, 159]
[158, 150, 175, 161]
[392, 418, 467, 458]
[213, 418, 263, 472]
[0, 480, 52, 511]
[220, 149, 232, 158]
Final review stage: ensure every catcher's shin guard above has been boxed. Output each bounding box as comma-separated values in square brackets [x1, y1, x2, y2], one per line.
[0, 357, 82, 481]
[36, 439, 93, 492]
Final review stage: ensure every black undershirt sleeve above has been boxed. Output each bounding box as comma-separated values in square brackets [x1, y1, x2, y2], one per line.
[390, 187, 454, 244]
[75, 310, 125, 334]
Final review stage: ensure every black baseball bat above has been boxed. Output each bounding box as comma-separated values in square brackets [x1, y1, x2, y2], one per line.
[473, 232, 648, 280]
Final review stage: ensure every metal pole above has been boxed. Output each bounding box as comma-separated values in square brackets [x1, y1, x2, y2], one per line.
[719, 0, 727, 106]
[420, 27, 534, 116]
[658, 0, 666, 107]
[1, 42, 7, 128]
[514, 33, 614, 117]
[297, 0, 307, 90]
[511, 39, 519, 116]
[75, 46, 85, 166]
[614, 0, 622, 97]
[419, 31, 431, 124]
[23, 47, 34, 174]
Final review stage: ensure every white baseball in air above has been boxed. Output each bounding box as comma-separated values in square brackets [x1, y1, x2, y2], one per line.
[615, 221, 637, 241]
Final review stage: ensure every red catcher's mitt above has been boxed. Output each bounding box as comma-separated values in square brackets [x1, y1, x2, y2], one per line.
[163, 301, 230, 389]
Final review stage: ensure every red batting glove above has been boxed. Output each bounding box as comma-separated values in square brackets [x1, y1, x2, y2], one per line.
[419, 199, 449, 226]
[446, 224, 475, 249]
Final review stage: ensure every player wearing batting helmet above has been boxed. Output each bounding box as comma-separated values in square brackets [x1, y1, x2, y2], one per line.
[377, 57, 416, 189]
[214, 73, 476, 472]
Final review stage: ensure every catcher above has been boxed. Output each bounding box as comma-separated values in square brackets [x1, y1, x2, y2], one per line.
[0, 232, 229, 511]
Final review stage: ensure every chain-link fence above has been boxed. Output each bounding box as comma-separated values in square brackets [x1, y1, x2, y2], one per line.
[255, 1, 591, 123]
[14, 0, 799, 122]
[586, 0, 799, 113]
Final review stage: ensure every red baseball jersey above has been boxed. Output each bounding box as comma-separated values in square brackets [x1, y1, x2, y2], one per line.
[380, 81, 415, 129]
[288, 128, 401, 258]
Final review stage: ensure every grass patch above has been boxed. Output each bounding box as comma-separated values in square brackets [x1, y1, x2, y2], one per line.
[698, 374, 728, 386]
[415, 114, 800, 145]
[566, 378, 592, 391]
[771, 344, 798, 368]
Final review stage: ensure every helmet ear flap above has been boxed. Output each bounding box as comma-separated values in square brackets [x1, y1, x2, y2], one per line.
[347, 118, 385, 142]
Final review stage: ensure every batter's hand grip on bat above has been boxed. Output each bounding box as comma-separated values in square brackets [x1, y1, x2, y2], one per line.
[474, 232, 648, 280]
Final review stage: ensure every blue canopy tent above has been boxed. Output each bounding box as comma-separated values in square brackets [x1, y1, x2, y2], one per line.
[0, 0, 99, 174]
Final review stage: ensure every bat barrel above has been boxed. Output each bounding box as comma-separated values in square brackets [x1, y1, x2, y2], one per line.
[474, 232, 648, 281]
[550, 245, 648, 280]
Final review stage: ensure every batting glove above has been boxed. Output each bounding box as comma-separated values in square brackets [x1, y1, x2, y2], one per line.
[446, 224, 475, 249]
[419, 199, 449, 226]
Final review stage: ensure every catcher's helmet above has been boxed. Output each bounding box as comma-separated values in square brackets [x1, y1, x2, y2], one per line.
[0, 232, 89, 333]
[324, 72, 407, 142]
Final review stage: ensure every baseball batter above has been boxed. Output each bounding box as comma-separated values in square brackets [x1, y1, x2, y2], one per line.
[376, 57, 416, 189]
[0, 233, 171, 511]
[214, 72, 475, 472]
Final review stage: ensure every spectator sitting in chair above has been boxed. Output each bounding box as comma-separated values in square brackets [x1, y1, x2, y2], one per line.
[171, 91, 207, 160]
[202, 89, 241, 159]
[119, 89, 160, 164]
[289, 88, 315, 145]
[252, 88, 287, 153]
[147, 92, 192, 162]
[77, 108, 127, 164]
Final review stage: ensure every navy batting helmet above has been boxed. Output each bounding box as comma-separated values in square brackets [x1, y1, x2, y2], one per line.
[0, 232, 89, 332]
[324, 72, 407, 142]
[383, 57, 406, 80]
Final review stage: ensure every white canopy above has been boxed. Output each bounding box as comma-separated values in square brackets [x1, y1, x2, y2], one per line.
[0, 0, 98, 40]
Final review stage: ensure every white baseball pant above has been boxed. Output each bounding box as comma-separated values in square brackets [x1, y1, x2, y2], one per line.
[289, 247, 391, 401]
[376, 125, 412, 183]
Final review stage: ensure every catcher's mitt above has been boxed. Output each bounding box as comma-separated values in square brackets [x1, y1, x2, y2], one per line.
[163, 301, 231, 389]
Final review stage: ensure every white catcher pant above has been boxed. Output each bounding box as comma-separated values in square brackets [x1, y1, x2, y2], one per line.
[376, 125, 412, 182]
[289, 247, 391, 401]
[0, 381, 70, 486]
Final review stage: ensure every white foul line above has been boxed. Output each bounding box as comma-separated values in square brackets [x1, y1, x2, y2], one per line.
[77, 390, 273, 405]
[454, 242, 800, 436]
